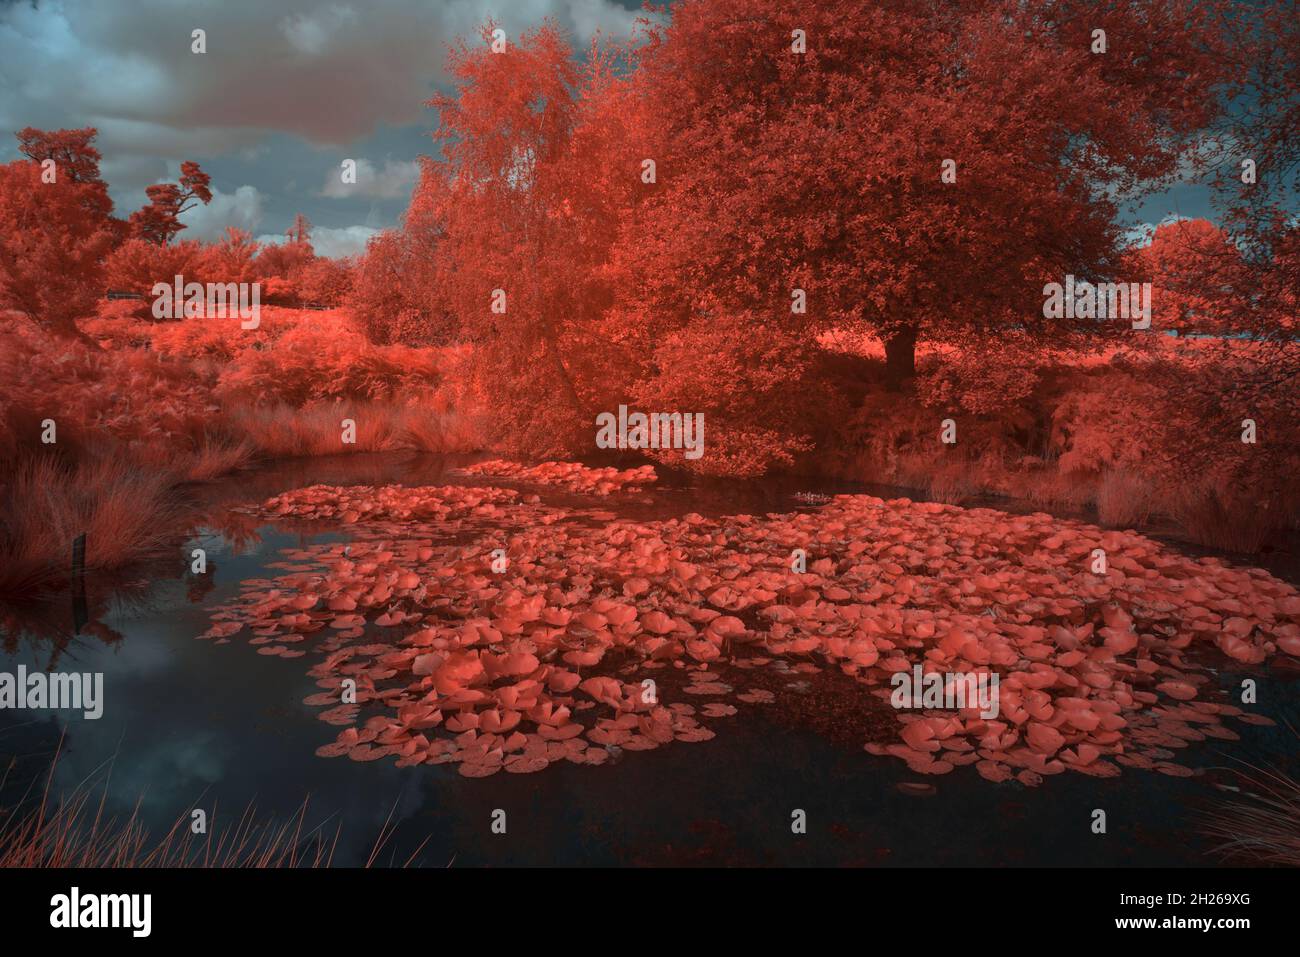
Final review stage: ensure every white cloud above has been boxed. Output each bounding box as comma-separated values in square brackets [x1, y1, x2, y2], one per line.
[281, 5, 360, 56]
[180, 184, 266, 241]
[257, 224, 378, 259]
[321, 158, 420, 199]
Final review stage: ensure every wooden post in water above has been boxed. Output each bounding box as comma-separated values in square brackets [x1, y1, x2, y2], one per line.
[71, 533, 88, 635]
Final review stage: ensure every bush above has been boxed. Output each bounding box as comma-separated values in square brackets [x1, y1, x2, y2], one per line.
[103, 238, 207, 316]
[214, 316, 446, 407]
[299, 257, 354, 307]
[0, 317, 219, 467]
[348, 228, 454, 346]
[1096, 469, 1155, 528]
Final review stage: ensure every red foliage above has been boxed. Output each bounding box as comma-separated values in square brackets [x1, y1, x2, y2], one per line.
[1133, 219, 1244, 335]
[255, 236, 317, 305]
[201, 228, 261, 284]
[596, 0, 1234, 472]
[103, 237, 207, 306]
[0, 160, 115, 338]
[15, 126, 116, 227]
[396, 1, 1245, 476]
[129, 161, 213, 245]
[348, 226, 451, 345]
[0, 316, 218, 463]
[417, 22, 631, 457]
[214, 315, 444, 407]
[299, 256, 354, 307]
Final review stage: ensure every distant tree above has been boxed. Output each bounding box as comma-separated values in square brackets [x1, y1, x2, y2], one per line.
[103, 237, 206, 313]
[254, 221, 317, 305]
[300, 256, 354, 307]
[286, 213, 312, 245]
[257, 233, 315, 278]
[1135, 219, 1244, 336]
[200, 227, 260, 283]
[349, 226, 453, 345]
[130, 161, 213, 245]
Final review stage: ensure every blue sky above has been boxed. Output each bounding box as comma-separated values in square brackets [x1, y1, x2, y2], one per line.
[0, 0, 1220, 257]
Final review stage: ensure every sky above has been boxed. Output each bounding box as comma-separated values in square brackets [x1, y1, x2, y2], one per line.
[0, 0, 647, 257]
[0, 0, 1215, 258]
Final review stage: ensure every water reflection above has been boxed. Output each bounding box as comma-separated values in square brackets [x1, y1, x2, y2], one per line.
[1, 452, 1296, 866]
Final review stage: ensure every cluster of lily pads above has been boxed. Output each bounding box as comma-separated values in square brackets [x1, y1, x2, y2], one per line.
[457, 460, 658, 495]
[200, 477, 1299, 783]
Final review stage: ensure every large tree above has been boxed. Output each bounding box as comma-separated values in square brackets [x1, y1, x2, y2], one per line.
[418, 22, 635, 457]
[610, 0, 1231, 390]
[0, 130, 117, 339]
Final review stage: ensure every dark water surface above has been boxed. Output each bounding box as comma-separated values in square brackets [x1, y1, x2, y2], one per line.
[2, 452, 1297, 867]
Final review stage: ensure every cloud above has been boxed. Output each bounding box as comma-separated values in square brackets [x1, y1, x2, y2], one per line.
[0, 0, 646, 245]
[321, 158, 420, 199]
[0, 0, 645, 149]
[180, 183, 266, 241]
[257, 224, 378, 259]
[281, 4, 360, 56]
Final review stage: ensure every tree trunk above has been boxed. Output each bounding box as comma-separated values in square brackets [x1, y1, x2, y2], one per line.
[884, 326, 917, 389]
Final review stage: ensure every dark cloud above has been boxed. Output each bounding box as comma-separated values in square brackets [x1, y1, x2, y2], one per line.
[0, 0, 645, 255]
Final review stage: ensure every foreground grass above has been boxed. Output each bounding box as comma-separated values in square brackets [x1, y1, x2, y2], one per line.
[1201, 729, 1300, 867]
[0, 736, 429, 868]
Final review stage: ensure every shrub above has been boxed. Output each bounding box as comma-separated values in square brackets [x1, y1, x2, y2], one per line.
[300, 257, 354, 307]
[0, 317, 220, 467]
[215, 318, 445, 407]
[348, 228, 454, 346]
[103, 237, 207, 315]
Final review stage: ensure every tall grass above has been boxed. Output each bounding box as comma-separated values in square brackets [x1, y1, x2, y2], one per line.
[226, 399, 484, 458]
[0, 736, 428, 867]
[179, 435, 256, 482]
[0, 455, 184, 594]
[1201, 733, 1300, 866]
[1173, 481, 1287, 553]
[393, 402, 485, 453]
[1096, 469, 1155, 529]
[225, 402, 400, 457]
[925, 464, 976, 505]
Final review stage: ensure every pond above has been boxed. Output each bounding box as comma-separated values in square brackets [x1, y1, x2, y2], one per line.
[2, 452, 1297, 867]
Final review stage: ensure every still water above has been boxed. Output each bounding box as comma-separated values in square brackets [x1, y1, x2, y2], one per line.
[2, 453, 1296, 866]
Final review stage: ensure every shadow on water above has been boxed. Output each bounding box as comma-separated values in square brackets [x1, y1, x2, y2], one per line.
[1, 451, 1297, 866]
